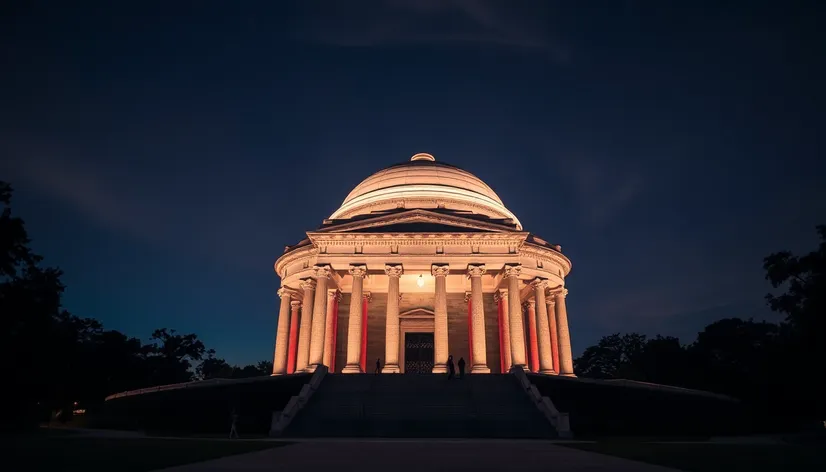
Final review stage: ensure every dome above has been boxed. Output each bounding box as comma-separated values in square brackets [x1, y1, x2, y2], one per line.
[329, 153, 522, 229]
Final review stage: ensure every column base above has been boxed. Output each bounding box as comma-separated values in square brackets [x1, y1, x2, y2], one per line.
[342, 364, 364, 374]
[539, 369, 557, 375]
[509, 364, 530, 372]
[382, 364, 400, 373]
[432, 364, 448, 374]
[559, 372, 577, 377]
[304, 364, 322, 373]
[471, 365, 490, 374]
[270, 372, 285, 377]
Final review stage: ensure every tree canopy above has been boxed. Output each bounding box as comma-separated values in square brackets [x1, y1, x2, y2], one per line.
[575, 225, 825, 419]
[1, 181, 272, 429]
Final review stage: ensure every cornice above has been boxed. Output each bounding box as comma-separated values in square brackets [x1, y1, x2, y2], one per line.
[520, 242, 572, 276]
[316, 209, 518, 234]
[274, 245, 317, 276]
[308, 232, 529, 247]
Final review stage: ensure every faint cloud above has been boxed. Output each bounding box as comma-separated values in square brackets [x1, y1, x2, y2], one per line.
[564, 157, 645, 228]
[2, 144, 270, 270]
[292, 0, 569, 62]
[6, 151, 180, 245]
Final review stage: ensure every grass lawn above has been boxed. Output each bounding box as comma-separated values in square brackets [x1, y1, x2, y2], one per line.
[562, 441, 826, 472]
[4, 431, 288, 472]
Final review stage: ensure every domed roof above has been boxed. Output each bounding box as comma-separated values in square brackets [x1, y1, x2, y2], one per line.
[329, 153, 522, 229]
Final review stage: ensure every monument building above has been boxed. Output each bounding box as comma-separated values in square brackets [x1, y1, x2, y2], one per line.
[271, 153, 574, 376]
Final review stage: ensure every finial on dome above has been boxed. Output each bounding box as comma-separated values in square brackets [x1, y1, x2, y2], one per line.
[410, 152, 435, 162]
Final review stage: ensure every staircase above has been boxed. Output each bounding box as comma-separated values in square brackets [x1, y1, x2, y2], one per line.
[285, 374, 555, 438]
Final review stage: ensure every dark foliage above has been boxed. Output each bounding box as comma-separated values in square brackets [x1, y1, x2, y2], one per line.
[575, 226, 826, 420]
[0, 182, 272, 430]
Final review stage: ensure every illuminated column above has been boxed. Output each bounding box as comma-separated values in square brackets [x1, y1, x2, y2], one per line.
[467, 264, 489, 373]
[545, 294, 560, 375]
[525, 300, 539, 372]
[432, 264, 450, 373]
[343, 265, 367, 373]
[330, 293, 340, 370]
[360, 293, 370, 372]
[383, 264, 403, 373]
[465, 292, 472, 366]
[495, 289, 512, 372]
[287, 300, 301, 374]
[307, 265, 331, 371]
[505, 264, 528, 370]
[322, 289, 340, 369]
[532, 279, 555, 375]
[554, 288, 576, 377]
[295, 279, 316, 371]
[271, 287, 292, 375]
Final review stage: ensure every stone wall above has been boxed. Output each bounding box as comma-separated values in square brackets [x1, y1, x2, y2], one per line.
[333, 291, 504, 373]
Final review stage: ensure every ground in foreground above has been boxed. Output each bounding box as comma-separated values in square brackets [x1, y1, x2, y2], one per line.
[4, 432, 285, 472]
[562, 441, 826, 472]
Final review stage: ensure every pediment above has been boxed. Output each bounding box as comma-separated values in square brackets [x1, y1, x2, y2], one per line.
[399, 308, 435, 319]
[314, 209, 516, 234]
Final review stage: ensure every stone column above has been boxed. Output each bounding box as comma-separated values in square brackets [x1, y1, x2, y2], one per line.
[525, 300, 539, 372]
[295, 279, 316, 372]
[287, 300, 301, 374]
[322, 289, 340, 369]
[532, 279, 555, 375]
[432, 264, 450, 373]
[383, 264, 403, 373]
[467, 264, 490, 373]
[271, 287, 292, 375]
[545, 295, 560, 375]
[504, 264, 528, 370]
[307, 265, 331, 371]
[495, 290, 512, 372]
[554, 288, 576, 377]
[342, 265, 367, 373]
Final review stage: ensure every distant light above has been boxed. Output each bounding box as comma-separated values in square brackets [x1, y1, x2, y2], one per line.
[417, 274, 425, 287]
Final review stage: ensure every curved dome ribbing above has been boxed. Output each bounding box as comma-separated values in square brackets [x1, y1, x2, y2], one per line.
[329, 154, 522, 229]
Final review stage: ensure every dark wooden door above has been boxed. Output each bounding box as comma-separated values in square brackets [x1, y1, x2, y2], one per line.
[404, 333, 434, 374]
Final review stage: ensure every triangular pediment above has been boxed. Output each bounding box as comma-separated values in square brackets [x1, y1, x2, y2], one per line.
[314, 209, 517, 234]
[399, 308, 435, 319]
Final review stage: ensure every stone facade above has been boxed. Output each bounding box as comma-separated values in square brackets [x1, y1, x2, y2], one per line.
[271, 154, 575, 377]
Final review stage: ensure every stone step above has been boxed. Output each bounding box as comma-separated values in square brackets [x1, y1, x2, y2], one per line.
[286, 374, 555, 438]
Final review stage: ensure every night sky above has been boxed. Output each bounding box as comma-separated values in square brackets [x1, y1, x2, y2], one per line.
[2, 1, 824, 366]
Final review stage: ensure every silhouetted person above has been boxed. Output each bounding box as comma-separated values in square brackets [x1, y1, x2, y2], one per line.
[229, 408, 239, 439]
[447, 355, 455, 380]
[457, 357, 466, 379]
[375, 358, 381, 374]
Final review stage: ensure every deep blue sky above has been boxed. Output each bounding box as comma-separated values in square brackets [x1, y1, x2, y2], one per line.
[2, 1, 824, 366]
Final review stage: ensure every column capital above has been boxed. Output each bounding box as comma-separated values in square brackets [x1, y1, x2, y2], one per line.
[503, 264, 522, 278]
[530, 278, 548, 290]
[431, 264, 450, 277]
[326, 288, 341, 301]
[523, 299, 536, 309]
[466, 264, 487, 278]
[464, 291, 472, 302]
[551, 287, 569, 299]
[299, 278, 317, 291]
[362, 291, 372, 302]
[494, 289, 509, 303]
[348, 264, 368, 278]
[545, 296, 556, 307]
[313, 264, 332, 279]
[290, 300, 302, 308]
[384, 264, 404, 278]
[277, 287, 289, 299]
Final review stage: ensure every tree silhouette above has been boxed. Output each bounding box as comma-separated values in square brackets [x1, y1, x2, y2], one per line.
[763, 225, 826, 417]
